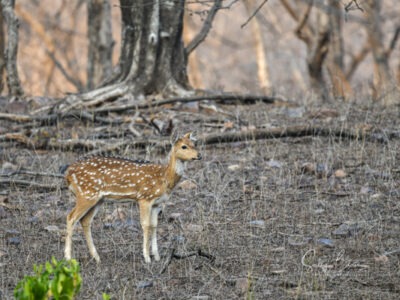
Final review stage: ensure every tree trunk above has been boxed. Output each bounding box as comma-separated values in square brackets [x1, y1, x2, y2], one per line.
[1, 0, 23, 96]
[325, 0, 352, 99]
[305, 3, 330, 100]
[183, 12, 203, 89]
[71, 0, 191, 107]
[86, 0, 113, 90]
[244, 0, 271, 94]
[281, 0, 330, 100]
[364, 0, 393, 100]
[0, 4, 5, 93]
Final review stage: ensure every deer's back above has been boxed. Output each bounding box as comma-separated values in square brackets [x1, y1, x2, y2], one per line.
[65, 157, 166, 200]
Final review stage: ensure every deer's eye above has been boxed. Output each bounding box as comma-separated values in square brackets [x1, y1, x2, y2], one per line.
[181, 145, 188, 150]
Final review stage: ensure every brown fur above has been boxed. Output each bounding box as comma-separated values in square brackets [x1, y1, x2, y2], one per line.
[64, 132, 201, 263]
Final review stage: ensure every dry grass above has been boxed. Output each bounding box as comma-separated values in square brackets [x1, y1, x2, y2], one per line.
[1, 102, 399, 299]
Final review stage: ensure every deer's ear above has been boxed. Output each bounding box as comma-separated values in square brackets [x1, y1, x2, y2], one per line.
[189, 132, 197, 141]
[184, 131, 197, 141]
[170, 130, 180, 145]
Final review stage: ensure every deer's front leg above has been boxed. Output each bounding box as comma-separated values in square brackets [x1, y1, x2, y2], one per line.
[150, 206, 162, 261]
[139, 200, 152, 263]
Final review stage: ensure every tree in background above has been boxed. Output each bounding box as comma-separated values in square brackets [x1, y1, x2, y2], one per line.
[0, 0, 398, 104]
[364, 0, 397, 102]
[86, 0, 113, 90]
[280, 0, 352, 100]
[1, 0, 23, 96]
[58, 0, 221, 111]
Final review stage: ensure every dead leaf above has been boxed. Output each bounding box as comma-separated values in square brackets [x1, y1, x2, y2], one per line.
[266, 159, 282, 169]
[44, 225, 60, 233]
[200, 104, 218, 114]
[334, 169, 347, 178]
[0, 249, 7, 258]
[223, 121, 234, 130]
[235, 278, 249, 294]
[271, 269, 286, 275]
[178, 180, 197, 190]
[357, 124, 373, 133]
[228, 164, 241, 171]
[0, 195, 9, 204]
[300, 162, 315, 175]
[1, 161, 18, 172]
[186, 224, 203, 232]
[308, 108, 339, 119]
[374, 255, 389, 263]
[71, 130, 79, 140]
[271, 247, 285, 252]
[168, 212, 182, 222]
[105, 208, 127, 222]
[0, 206, 7, 218]
[241, 125, 256, 131]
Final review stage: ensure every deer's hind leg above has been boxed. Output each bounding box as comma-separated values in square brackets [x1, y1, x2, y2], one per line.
[80, 202, 102, 263]
[65, 195, 100, 261]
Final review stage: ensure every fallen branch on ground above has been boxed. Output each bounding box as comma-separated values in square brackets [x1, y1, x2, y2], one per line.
[0, 179, 65, 190]
[160, 247, 215, 274]
[92, 93, 280, 113]
[1, 125, 396, 153]
[0, 94, 280, 124]
[0, 111, 124, 125]
[199, 125, 395, 145]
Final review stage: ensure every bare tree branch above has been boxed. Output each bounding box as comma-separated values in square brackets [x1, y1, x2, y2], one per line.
[46, 50, 84, 92]
[344, 0, 364, 12]
[295, 0, 314, 44]
[185, 0, 222, 56]
[241, 0, 269, 29]
[386, 26, 400, 58]
[346, 41, 370, 80]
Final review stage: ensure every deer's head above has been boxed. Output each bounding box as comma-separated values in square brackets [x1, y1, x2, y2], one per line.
[173, 132, 202, 161]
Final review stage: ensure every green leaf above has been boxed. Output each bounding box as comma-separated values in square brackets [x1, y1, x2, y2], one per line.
[14, 258, 82, 300]
[102, 293, 111, 300]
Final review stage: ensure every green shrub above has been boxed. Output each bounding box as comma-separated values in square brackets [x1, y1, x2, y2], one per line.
[14, 257, 82, 300]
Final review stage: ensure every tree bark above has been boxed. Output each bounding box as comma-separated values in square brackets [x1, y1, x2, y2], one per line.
[281, 0, 330, 100]
[364, 0, 393, 100]
[86, 0, 113, 90]
[0, 4, 5, 93]
[244, 0, 271, 94]
[1, 0, 23, 96]
[325, 0, 352, 99]
[183, 13, 203, 89]
[60, 0, 191, 111]
[101, 0, 189, 95]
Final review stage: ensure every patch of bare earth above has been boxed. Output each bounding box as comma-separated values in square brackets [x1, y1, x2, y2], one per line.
[1, 102, 399, 299]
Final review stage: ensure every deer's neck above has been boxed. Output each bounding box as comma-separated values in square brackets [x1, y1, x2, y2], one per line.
[165, 153, 185, 191]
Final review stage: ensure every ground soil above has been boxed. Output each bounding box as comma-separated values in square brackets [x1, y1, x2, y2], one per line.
[1, 101, 399, 299]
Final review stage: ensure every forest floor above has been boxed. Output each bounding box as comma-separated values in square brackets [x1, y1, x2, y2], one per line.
[0, 99, 399, 299]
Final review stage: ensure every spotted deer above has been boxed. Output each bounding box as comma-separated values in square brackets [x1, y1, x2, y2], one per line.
[64, 132, 201, 263]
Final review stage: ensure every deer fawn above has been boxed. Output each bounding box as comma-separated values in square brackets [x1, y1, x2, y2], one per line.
[64, 132, 201, 263]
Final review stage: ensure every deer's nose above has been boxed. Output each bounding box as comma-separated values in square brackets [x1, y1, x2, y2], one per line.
[196, 153, 202, 160]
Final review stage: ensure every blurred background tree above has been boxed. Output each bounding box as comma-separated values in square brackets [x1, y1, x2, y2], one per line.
[0, 0, 398, 103]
